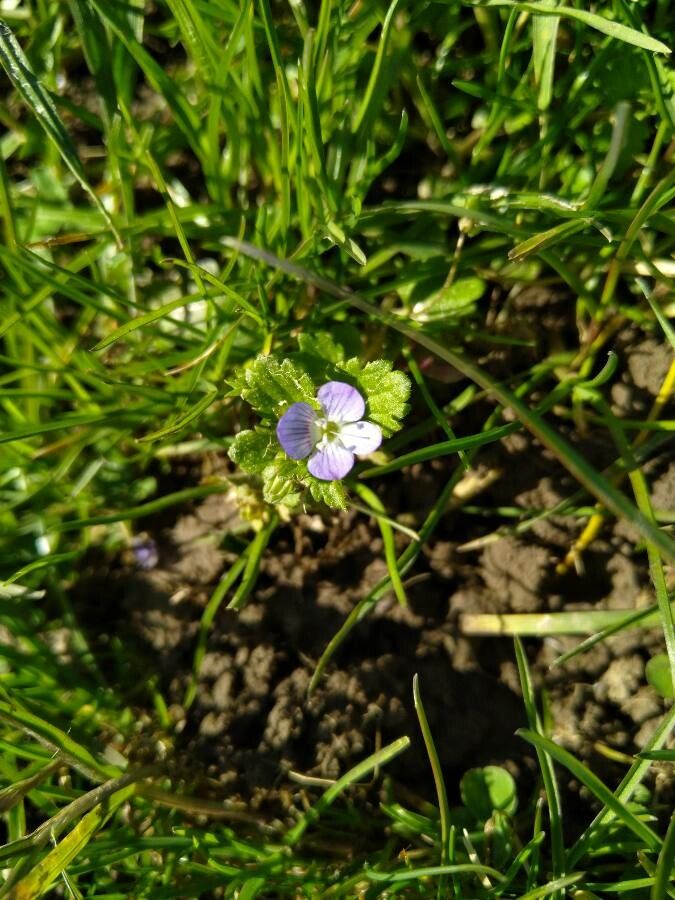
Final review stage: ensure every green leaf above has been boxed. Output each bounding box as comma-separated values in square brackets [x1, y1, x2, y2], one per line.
[338, 358, 411, 435]
[234, 356, 316, 417]
[509, 219, 589, 262]
[460, 766, 518, 821]
[308, 478, 348, 510]
[646, 653, 674, 699]
[262, 459, 303, 505]
[297, 331, 346, 364]
[228, 429, 278, 475]
[411, 277, 486, 321]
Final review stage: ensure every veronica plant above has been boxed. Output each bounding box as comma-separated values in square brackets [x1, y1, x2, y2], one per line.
[228, 334, 410, 510]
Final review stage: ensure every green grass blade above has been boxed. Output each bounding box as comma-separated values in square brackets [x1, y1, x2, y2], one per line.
[508, 219, 589, 262]
[282, 736, 410, 848]
[66, 0, 116, 119]
[532, 1, 559, 111]
[0, 774, 137, 866]
[474, 2, 671, 54]
[1, 553, 78, 587]
[52, 483, 229, 533]
[514, 638, 565, 894]
[0, 698, 119, 782]
[652, 810, 675, 900]
[137, 389, 219, 443]
[569, 704, 675, 867]
[0, 20, 121, 245]
[637, 750, 675, 763]
[353, 0, 402, 138]
[354, 484, 408, 606]
[413, 674, 450, 895]
[184, 555, 248, 709]
[517, 729, 662, 854]
[86, 0, 201, 154]
[5, 782, 136, 899]
[364, 862, 509, 884]
[227, 514, 277, 611]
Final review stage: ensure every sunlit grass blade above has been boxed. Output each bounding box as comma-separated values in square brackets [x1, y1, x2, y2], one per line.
[0, 774, 137, 866]
[5, 781, 136, 898]
[652, 810, 675, 900]
[514, 638, 564, 895]
[461, 604, 671, 637]
[532, 1, 559, 110]
[472, 2, 671, 54]
[517, 729, 662, 855]
[0, 697, 118, 783]
[0, 20, 121, 245]
[413, 674, 450, 896]
[354, 483, 408, 606]
[86, 0, 201, 155]
[569, 705, 675, 868]
[353, 0, 402, 139]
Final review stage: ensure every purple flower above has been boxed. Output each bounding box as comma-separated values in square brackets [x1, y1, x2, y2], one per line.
[276, 381, 382, 481]
[132, 536, 159, 570]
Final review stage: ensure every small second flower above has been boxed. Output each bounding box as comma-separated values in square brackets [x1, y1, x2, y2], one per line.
[276, 381, 382, 481]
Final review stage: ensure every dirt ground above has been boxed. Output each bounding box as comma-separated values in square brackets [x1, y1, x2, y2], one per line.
[70, 326, 674, 824]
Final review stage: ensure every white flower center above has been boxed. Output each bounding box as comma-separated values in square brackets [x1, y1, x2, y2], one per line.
[312, 417, 342, 449]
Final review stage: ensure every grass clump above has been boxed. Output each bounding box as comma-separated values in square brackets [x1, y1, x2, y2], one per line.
[0, 0, 673, 896]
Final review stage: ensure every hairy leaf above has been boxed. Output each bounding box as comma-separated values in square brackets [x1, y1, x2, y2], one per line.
[233, 356, 316, 417]
[229, 429, 278, 474]
[338, 358, 411, 435]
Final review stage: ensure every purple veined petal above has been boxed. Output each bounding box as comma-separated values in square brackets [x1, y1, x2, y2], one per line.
[338, 420, 382, 456]
[276, 402, 318, 459]
[307, 441, 355, 481]
[317, 381, 365, 424]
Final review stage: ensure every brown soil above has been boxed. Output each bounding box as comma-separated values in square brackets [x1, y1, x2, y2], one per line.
[68, 326, 674, 825]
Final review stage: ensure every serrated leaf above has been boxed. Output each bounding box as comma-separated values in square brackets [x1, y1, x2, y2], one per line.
[235, 356, 316, 417]
[308, 478, 348, 510]
[339, 358, 411, 435]
[228, 428, 278, 474]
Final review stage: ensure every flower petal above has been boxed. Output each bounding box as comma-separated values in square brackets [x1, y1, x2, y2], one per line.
[317, 381, 365, 424]
[276, 402, 317, 459]
[338, 420, 382, 456]
[307, 442, 355, 481]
